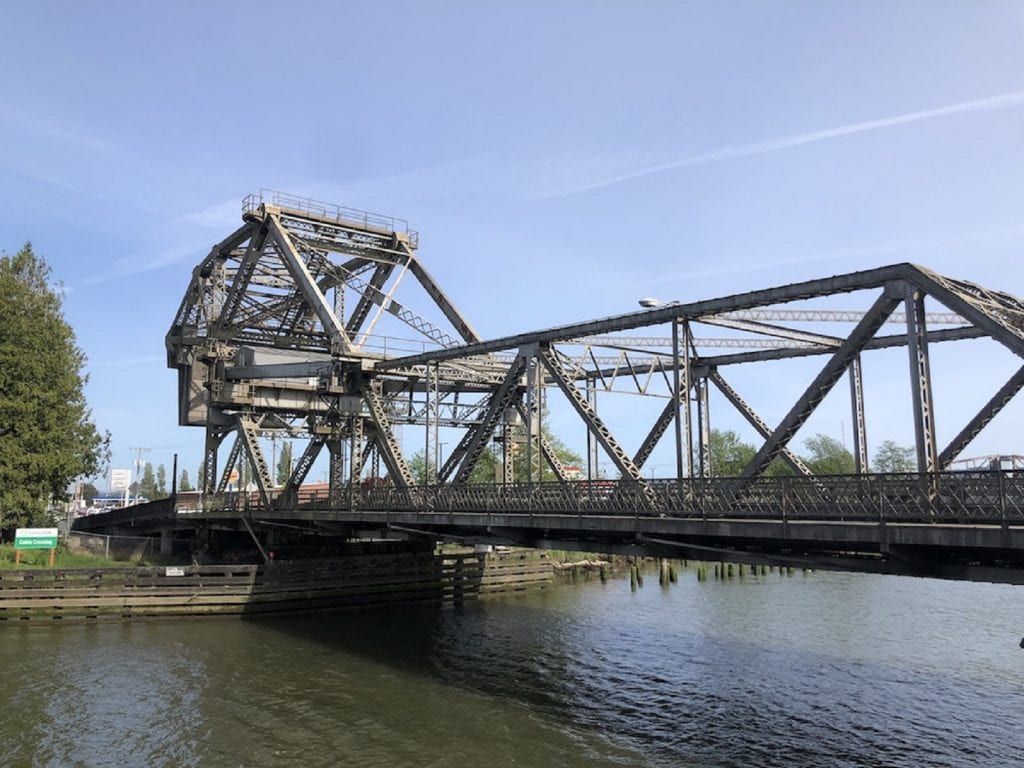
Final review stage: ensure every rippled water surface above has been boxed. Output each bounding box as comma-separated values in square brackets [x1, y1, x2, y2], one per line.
[2, 568, 1023, 767]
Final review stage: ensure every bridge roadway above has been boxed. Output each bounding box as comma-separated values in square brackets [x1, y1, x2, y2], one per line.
[76, 471, 1024, 584]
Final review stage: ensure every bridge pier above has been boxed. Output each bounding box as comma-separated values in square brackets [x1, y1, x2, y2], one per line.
[159, 527, 174, 556]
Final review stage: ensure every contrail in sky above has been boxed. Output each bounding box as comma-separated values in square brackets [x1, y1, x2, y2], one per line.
[554, 90, 1024, 196]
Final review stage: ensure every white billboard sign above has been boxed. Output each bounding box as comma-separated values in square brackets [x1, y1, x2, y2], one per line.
[110, 469, 131, 491]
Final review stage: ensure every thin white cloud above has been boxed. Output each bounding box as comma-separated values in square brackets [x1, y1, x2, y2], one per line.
[174, 198, 244, 228]
[654, 223, 1024, 285]
[76, 197, 252, 287]
[78, 242, 205, 286]
[541, 90, 1024, 197]
[0, 103, 118, 157]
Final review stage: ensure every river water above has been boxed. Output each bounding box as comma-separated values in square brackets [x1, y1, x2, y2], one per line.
[2, 567, 1022, 768]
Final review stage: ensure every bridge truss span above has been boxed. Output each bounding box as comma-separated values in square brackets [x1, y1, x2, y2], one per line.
[159, 192, 1024, 581]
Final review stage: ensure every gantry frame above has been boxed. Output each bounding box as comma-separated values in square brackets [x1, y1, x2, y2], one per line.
[168, 192, 1024, 511]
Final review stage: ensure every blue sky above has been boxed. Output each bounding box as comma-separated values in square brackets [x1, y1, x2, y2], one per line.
[2, 1, 1023, 485]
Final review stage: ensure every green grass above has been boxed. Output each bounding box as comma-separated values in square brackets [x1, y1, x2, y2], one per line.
[0, 544, 139, 570]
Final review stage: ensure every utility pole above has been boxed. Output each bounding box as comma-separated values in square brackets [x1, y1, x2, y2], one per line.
[129, 447, 150, 504]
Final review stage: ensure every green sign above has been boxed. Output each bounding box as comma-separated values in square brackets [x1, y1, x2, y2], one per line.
[14, 528, 59, 550]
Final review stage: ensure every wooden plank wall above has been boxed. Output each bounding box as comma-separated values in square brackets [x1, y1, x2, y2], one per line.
[0, 551, 553, 623]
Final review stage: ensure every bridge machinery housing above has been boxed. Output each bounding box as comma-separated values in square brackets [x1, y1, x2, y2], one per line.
[146, 190, 1024, 580]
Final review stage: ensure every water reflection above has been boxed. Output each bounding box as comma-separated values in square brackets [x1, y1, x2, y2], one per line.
[2, 568, 1023, 768]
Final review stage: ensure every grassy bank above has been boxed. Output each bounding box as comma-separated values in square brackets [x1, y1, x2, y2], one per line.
[0, 544, 169, 570]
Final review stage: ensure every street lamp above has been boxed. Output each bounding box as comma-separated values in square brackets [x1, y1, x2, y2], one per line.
[638, 298, 680, 309]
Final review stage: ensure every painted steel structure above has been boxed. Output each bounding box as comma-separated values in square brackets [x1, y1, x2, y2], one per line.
[168, 191, 1024, 505]
[150, 191, 1024, 580]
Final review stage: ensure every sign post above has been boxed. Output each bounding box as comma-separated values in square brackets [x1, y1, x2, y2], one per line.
[14, 528, 59, 567]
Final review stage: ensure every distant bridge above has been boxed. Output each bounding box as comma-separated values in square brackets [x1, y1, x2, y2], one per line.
[77, 190, 1024, 583]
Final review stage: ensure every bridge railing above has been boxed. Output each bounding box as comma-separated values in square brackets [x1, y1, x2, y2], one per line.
[186, 470, 1024, 524]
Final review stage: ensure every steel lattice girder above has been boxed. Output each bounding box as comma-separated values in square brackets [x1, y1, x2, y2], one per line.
[169, 194, 1024, 489]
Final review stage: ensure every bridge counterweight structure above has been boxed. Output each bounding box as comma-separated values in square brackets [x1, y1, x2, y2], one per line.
[90, 190, 1024, 581]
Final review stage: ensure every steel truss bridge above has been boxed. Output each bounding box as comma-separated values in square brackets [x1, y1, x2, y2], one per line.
[81, 191, 1024, 583]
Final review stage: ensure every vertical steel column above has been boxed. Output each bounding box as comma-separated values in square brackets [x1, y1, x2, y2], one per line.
[905, 290, 939, 473]
[349, 416, 365, 486]
[671, 320, 684, 481]
[371, 443, 381, 481]
[536, 370, 545, 482]
[333, 282, 345, 332]
[502, 423, 514, 484]
[849, 355, 869, 474]
[681, 321, 694, 477]
[328, 440, 345, 503]
[586, 376, 598, 480]
[202, 426, 224, 495]
[432, 362, 441, 483]
[423, 372, 431, 486]
[697, 377, 712, 478]
[525, 354, 536, 484]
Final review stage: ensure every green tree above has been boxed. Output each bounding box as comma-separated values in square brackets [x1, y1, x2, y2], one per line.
[802, 434, 855, 475]
[408, 450, 436, 485]
[707, 429, 757, 476]
[873, 439, 915, 473]
[276, 440, 293, 486]
[508, 427, 583, 482]
[156, 463, 167, 498]
[407, 425, 582, 486]
[197, 462, 207, 491]
[80, 482, 99, 504]
[0, 243, 108, 529]
[469, 446, 500, 484]
[179, 469, 193, 492]
[139, 462, 158, 500]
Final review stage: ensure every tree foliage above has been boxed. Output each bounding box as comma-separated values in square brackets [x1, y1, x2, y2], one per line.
[138, 462, 158, 500]
[801, 434, 855, 475]
[156, 463, 167, 498]
[507, 427, 583, 483]
[407, 420, 583, 485]
[276, 440, 293, 486]
[703, 429, 859, 477]
[0, 243, 108, 529]
[179, 469, 193, 493]
[80, 482, 99, 503]
[873, 439, 915, 473]
[707, 429, 757, 476]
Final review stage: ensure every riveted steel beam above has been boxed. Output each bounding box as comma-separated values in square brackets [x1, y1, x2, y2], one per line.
[215, 433, 242, 494]
[346, 262, 395, 336]
[348, 415, 366, 486]
[452, 355, 528, 484]
[211, 222, 270, 338]
[364, 383, 413, 487]
[740, 286, 903, 479]
[537, 347, 646, 485]
[938, 365, 1024, 468]
[282, 435, 325, 494]
[237, 415, 274, 506]
[849, 355, 868, 474]
[266, 212, 353, 355]
[904, 288, 939, 473]
[707, 370, 813, 477]
[512, 399, 570, 482]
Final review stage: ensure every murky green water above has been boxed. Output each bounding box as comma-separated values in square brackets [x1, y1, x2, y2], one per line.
[2, 568, 1023, 767]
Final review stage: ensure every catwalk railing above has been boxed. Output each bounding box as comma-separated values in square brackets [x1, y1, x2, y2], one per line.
[178, 471, 1024, 525]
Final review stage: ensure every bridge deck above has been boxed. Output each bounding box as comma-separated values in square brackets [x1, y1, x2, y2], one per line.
[75, 472, 1024, 583]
